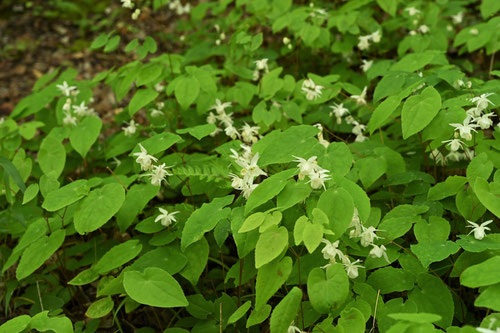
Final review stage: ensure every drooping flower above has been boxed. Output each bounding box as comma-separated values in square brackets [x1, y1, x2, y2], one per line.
[329, 103, 350, 124]
[467, 220, 493, 240]
[120, 0, 134, 8]
[133, 144, 158, 171]
[418, 25, 430, 34]
[449, 119, 479, 141]
[343, 258, 364, 279]
[255, 58, 269, 72]
[360, 226, 382, 247]
[147, 163, 172, 186]
[123, 120, 138, 136]
[442, 138, 465, 152]
[63, 111, 78, 126]
[451, 11, 464, 24]
[471, 93, 495, 111]
[301, 78, 323, 101]
[475, 112, 496, 129]
[405, 7, 420, 16]
[357, 35, 371, 50]
[429, 148, 447, 166]
[154, 208, 179, 227]
[241, 123, 260, 144]
[351, 86, 367, 105]
[131, 8, 141, 20]
[293, 155, 319, 180]
[370, 30, 381, 43]
[369, 244, 390, 264]
[361, 59, 373, 72]
[210, 99, 232, 114]
[321, 239, 345, 262]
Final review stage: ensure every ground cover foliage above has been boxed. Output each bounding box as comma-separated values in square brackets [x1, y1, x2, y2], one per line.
[1, 0, 500, 332]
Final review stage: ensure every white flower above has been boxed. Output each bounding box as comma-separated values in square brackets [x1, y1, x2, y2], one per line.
[471, 93, 495, 111]
[352, 121, 366, 136]
[151, 109, 164, 117]
[283, 37, 291, 45]
[72, 101, 91, 117]
[307, 169, 331, 190]
[147, 163, 172, 186]
[301, 79, 323, 101]
[429, 149, 447, 166]
[442, 138, 465, 152]
[475, 113, 496, 129]
[451, 12, 464, 24]
[210, 99, 232, 114]
[450, 119, 479, 141]
[351, 86, 367, 105]
[349, 208, 362, 238]
[63, 98, 72, 112]
[236, 152, 267, 181]
[293, 155, 319, 180]
[241, 123, 260, 144]
[418, 25, 430, 34]
[123, 120, 138, 136]
[467, 220, 493, 240]
[121, 0, 134, 8]
[369, 244, 390, 264]
[216, 112, 234, 127]
[63, 111, 77, 126]
[224, 125, 240, 139]
[154, 208, 179, 227]
[329, 103, 350, 124]
[255, 58, 269, 72]
[370, 30, 381, 43]
[405, 7, 420, 16]
[229, 173, 245, 190]
[355, 134, 368, 142]
[131, 8, 141, 20]
[154, 83, 164, 92]
[206, 112, 217, 124]
[133, 144, 158, 171]
[343, 258, 364, 279]
[361, 59, 373, 72]
[56, 81, 77, 96]
[241, 181, 258, 199]
[470, 28, 479, 35]
[321, 239, 345, 262]
[409, 30, 417, 36]
[466, 107, 482, 118]
[446, 151, 463, 162]
[360, 226, 381, 247]
[357, 35, 371, 50]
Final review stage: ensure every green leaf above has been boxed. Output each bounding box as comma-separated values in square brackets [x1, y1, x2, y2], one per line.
[247, 304, 272, 328]
[228, 301, 252, 325]
[129, 88, 159, 116]
[391, 52, 437, 72]
[177, 124, 216, 140]
[260, 68, 284, 99]
[367, 267, 416, 294]
[116, 183, 159, 232]
[427, 176, 467, 201]
[175, 76, 200, 110]
[467, 152, 494, 183]
[473, 178, 500, 219]
[317, 187, 354, 240]
[388, 312, 441, 323]
[475, 283, 500, 311]
[358, 156, 387, 189]
[307, 265, 349, 314]
[22, 183, 39, 204]
[68, 267, 99, 285]
[137, 63, 163, 86]
[104, 35, 120, 52]
[74, 183, 126, 234]
[29, 311, 73, 333]
[269, 287, 302, 333]
[181, 195, 233, 250]
[239, 212, 267, 233]
[461, 256, 500, 288]
[0, 315, 31, 333]
[133, 132, 182, 155]
[86, 297, 114, 318]
[303, 222, 323, 253]
[123, 267, 188, 308]
[408, 273, 454, 329]
[90, 32, 109, 49]
[16, 229, 66, 280]
[256, 257, 293, 309]
[277, 181, 312, 211]
[94, 240, 143, 274]
[245, 169, 296, 215]
[481, 0, 500, 18]
[69, 116, 102, 158]
[401, 86, 442, 139]
[38, 136, 66, 178]
[255, 226, 288, 268]
[367, 95, 402, 133]
[128, 245, 187, 275]
[180, 237, 209, 285]
[413, 216, 450, 243]
[338, 307, 365, 333]
[411, 241, 460, 268]
[42, 179, 89, 212]
[377, 0, 397, 16]
[321, 142, 353, 177]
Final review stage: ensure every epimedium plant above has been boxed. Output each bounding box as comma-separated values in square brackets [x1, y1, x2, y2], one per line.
[1, 0, 500, 332]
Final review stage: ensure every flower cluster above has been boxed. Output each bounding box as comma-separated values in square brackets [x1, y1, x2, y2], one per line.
[441, 93, 496, 162]
[293, 155, 331, 190]
[357, 30, 381, 51]
[56, 81, 97, 126]
[133, 144, 172, 186]
[345, 115, 368, 142]
[120, 0, 140, 19]
[169, 0, 190, 15]
[207, 99, 237, 138]
[301, 78, 323, 101]
[229, 145, 267, 199]
[321, 239, 364, 279]
[349, 208, 389, 262]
